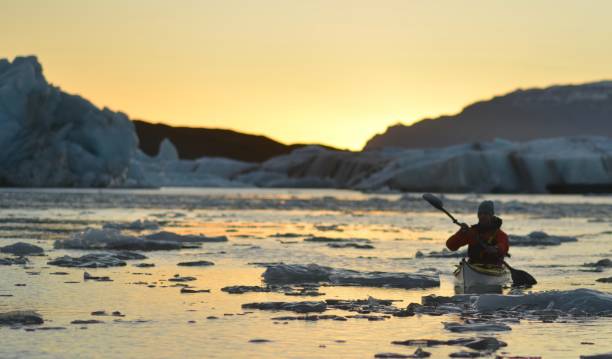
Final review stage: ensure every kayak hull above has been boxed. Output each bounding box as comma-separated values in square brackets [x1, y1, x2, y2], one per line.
[454, 259, 510, 294]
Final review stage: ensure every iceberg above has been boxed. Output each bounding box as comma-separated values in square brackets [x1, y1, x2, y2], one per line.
[0, 56, 138, 187]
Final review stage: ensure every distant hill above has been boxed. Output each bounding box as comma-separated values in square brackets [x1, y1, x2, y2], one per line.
[365, 81, 612, 150]
[133, 120, 338, 163]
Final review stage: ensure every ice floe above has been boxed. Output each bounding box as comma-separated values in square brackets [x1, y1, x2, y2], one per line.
[443, 321, 512, 332]
[0, 242, 43, 256]
[145, 231, 228, 243]
[262, 263, 439, 289]
[327, 243, 374, 249]
[474, 289, 612, 314]
[242, 301, 327, 313]
[102, 220, 160, 231]
[47, 252, 146, 268]
[0, 311, 43, 326]
[177, 260, 215, 267]
[54, 228, 209, 251]
[584, 259, 612, 268]
[0, 257, 28, 265]
[222, 284, 324, 296]
[415, 249, 466, 258]
[509, 231, 578, 246]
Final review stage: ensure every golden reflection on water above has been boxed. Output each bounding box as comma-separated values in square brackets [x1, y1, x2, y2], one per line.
[1, 197, 612, 358]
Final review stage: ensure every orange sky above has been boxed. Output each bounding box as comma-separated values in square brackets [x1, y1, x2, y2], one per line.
[2, 0, 612, 150]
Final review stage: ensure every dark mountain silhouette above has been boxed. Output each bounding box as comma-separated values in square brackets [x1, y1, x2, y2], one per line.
[133, 120, 339, 163]
[365, 81, 612, 150]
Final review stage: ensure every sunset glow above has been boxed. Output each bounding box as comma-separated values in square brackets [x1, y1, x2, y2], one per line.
[3, 0, 612, 150]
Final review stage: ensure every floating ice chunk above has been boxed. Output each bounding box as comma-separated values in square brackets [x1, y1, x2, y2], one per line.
[580, 353, 612, 359]
[584, 259, 612, 268]
[443, 321, 511, 332]
[330, 270, 439, 289]
[327, 243, 374, 249]
[263, 264, 332, 284]
[0, 257, 28, 265]
[145, 231, 227, 243]
[509, 231, 577, 246]
[0, 311, 43, 326]
[242, 301, 327, 313]
[177, 260, 215, 267]
[415, 249, 466, 258]
[103, 220, 159, 231]
[304, 236, 370, 243]
[263, 263, 439, 289]
[48, 252, 145, 268]
[54, 228, 188, 251]
[0, 242, 44, 256]
[475, 289, 612, 314]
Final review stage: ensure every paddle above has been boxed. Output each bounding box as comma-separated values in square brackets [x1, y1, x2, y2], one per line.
[422, 193, 537, 287]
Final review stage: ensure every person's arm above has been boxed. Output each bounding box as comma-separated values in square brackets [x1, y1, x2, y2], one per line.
[446, 227, 471, 251]
[496, 231, 509, 256]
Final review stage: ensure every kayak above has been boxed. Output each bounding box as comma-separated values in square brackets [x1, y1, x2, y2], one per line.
[454, 259, 510, 294]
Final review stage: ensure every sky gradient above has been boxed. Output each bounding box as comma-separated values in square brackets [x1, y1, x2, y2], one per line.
[2, 0, 612, 150]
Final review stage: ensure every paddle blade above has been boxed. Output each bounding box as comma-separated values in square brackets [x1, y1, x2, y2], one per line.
[509, 268, 537, 287]
[422, 193, 444, 210]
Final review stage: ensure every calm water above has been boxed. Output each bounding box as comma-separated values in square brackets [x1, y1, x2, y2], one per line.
[0, 188, 611, 358]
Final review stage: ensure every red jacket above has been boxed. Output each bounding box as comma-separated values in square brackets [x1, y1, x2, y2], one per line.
[446, 220, 509, 265]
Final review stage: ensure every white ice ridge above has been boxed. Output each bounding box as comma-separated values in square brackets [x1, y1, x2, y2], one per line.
[235, 138, 612, 193]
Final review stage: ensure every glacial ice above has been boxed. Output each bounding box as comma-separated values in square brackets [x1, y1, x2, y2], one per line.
[241, 138, 612, 193]
[139, 136, 612, 193]
[0, 56, 138, 187]
[3, 55, 612, 193]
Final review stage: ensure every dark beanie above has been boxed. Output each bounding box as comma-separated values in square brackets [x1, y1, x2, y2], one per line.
[478, 200, 494, 215]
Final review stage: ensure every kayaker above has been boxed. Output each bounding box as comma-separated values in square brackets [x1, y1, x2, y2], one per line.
[445, 200, 509, 266]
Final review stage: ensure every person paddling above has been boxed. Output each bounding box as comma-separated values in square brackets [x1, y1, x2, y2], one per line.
[445, 201, 509, 266]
